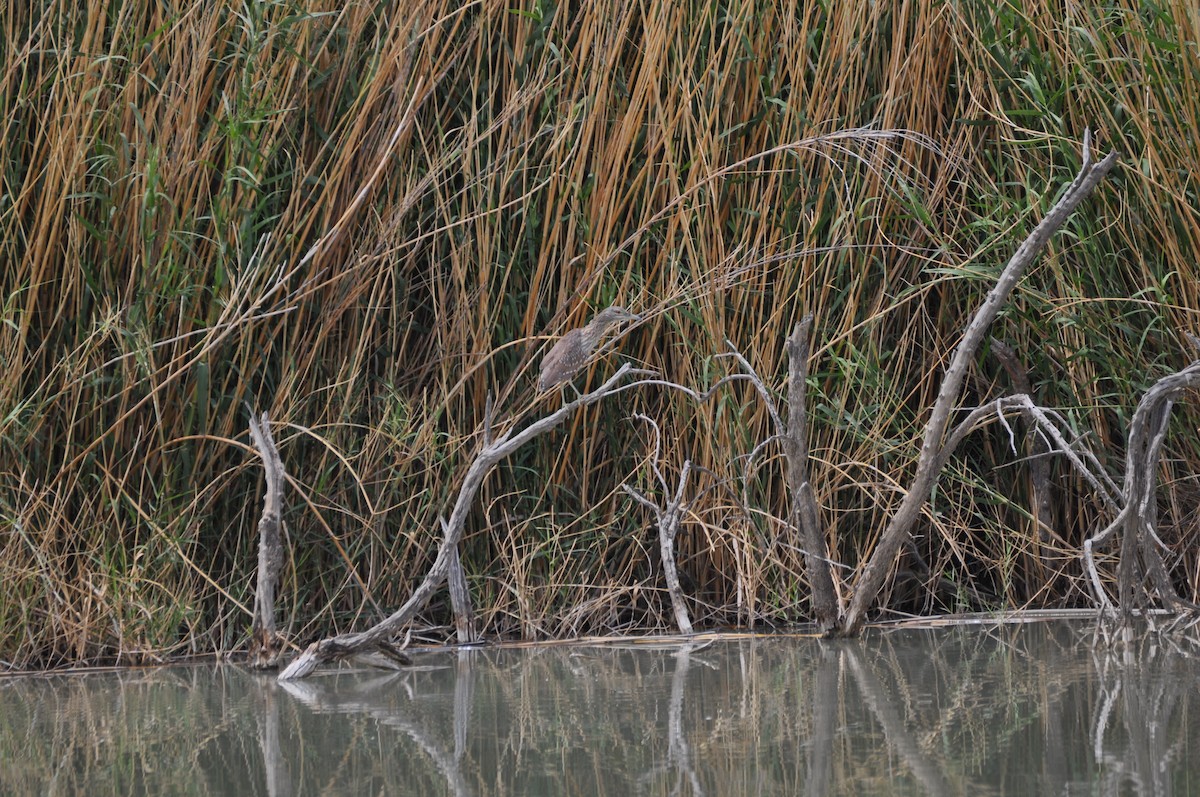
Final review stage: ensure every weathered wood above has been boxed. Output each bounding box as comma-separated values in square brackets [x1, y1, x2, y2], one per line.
[656, 464, 694, 635]
[1083, 351, 1200, 619]
[839, 132, 1119, 635]
[279, 364, 652, 679]
[715, 328, 842, 629]
[248, 410, 286, 669]
[784, 315, 840, 631]
[443, 520, 477, 644]
[622, 417, 695, 635]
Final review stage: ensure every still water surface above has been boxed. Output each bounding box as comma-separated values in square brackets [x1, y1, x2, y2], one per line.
[1, 621, 1197, 795]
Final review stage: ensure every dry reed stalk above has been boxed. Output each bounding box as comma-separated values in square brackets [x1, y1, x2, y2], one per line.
[5, 1, 1200, 666]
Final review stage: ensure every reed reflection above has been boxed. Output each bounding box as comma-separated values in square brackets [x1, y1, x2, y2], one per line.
[1, 622, 1198, 796]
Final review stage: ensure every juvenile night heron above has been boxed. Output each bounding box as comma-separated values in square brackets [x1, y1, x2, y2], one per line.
[538, 305, 641, 393]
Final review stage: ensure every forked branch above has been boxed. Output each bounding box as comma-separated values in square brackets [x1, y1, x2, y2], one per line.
[279, 365, 649, 679]
[623, 414, 695, 634]
[1083, 349, 1200, 619]
[840, 131, 1119, 634]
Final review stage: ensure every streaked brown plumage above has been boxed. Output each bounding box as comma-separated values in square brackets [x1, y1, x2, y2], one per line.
[538, 306, 640, 392]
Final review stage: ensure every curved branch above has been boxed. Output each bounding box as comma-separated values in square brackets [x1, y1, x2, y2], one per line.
[280, 365, 644, 679]
[841, 132, 1119, 634]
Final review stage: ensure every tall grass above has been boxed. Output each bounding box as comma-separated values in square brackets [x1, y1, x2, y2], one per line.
[2, 0, 1198, 667]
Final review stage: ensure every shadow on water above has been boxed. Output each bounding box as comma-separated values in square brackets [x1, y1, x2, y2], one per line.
[1, 621, 1197, 796]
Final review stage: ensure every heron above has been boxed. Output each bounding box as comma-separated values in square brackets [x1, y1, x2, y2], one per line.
[538, 305, 641, 394]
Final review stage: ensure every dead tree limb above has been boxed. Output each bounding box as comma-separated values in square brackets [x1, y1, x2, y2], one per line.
[784, 316, 840, 631]
[442, 517, 477, 644]
[248, 410, 286, 669]
[928, 395, 1111, 506]
[1083, 352, 1200, 620]
[279, 364, 651, 679]
[840, 131, 1119, 635]
[623, 414, 695, 634]
[893, 355, 1200, 625]
[718, 328, 842, 628]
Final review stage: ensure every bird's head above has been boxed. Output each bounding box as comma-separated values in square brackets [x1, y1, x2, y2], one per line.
[591, 305, 641, 329]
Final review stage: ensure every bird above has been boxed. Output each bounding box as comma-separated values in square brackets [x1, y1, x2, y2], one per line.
[538, 305, 641, 393]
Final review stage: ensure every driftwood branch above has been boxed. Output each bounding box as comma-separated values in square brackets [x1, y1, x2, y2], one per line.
[888, 345, 1200, 627]
[841, 131, 1119, 634]
[248, 409, 286, 669]
[623, 414, 695, 634]
[279, 364, 645, 679]
[1083, 352, 1200, 619]
[783, 316, 840, 631]
[715, 328, 843, 627]
[442, 516, 477, 644]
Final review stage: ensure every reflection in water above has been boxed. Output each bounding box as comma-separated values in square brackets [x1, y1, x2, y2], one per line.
[1, 622, 1198, 795]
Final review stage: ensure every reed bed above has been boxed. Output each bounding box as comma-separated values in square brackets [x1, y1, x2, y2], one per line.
[2, 0, 1199, 668]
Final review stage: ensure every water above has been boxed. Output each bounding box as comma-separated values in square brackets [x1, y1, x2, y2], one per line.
[1, 621, 1197, 795]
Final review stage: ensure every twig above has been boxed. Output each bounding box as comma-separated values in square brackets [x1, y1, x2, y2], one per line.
[718, 345, 786, 432]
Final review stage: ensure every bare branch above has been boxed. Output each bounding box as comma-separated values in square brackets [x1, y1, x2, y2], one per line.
[622, 422, 695, 636]
[280, 365, 645, 679]
[783, 316, 840, 630]
[441, 516, 477, 644]
[1084, 357, 1200, 618]
[719, 344, 786, 434]
[841, 134, 1119, 634]
[248, 409, 287, 669]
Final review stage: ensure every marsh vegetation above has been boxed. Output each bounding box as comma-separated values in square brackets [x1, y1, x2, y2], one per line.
[3, 1, 1200, 669]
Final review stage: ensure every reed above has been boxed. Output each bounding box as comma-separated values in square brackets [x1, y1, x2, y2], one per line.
[2, 0, 1198, 667]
